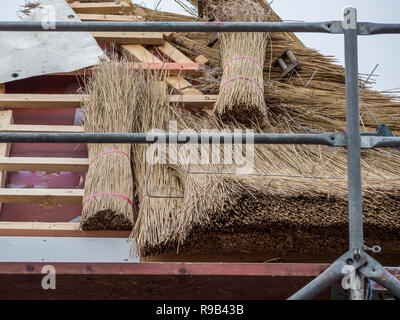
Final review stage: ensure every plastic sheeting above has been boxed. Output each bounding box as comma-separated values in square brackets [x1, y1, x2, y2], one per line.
[0, 0, 105, 84]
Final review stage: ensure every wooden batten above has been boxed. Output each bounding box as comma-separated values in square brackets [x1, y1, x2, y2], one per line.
[0, 188, 83, 203]
[0, 124, 84, 133]
[0, 157, 89, 173]
[166, 76, 203, 95]
[0, 94, 84, 109]
[70, 1, 131, 14]
[156, 42, 194, 63]
[91, 32, 164, 45]
[118, 43, 203, 95]
[78, 14, 144, 22]
[120, 44, 162, 63]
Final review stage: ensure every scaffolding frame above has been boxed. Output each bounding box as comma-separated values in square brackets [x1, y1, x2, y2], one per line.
[1, 6, 400, 300]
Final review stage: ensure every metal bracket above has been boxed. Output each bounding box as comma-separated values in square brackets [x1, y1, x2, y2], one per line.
[272, 49, 301, 79]
[288, 249, 368, 300]
[359, 254, 400, 298]
[363, 245, 382, 254]
[289, 249, 400, 300]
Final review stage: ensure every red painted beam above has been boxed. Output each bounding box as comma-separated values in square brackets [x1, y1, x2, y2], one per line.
[0, 263, 398, 300]
[0, 262, 330, 276]
[0, 262, 330, 300]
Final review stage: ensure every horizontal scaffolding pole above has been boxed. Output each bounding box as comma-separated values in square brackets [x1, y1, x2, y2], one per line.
[0, 21, 339, 33]
[0, 132, 347, 145]
[361, 136, 400, 148]
[358, 22, 400, 35]
[1, 21, 399, 35]
[2, 132, 400, 148]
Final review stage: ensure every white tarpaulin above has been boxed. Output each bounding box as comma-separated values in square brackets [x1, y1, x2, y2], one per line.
[0, 0, 105, 83]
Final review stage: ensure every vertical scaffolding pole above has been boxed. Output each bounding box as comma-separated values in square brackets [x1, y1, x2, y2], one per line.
[343, 7, 365, 300]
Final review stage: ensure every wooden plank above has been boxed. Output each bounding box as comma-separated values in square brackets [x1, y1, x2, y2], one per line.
[70, 1, 131, 14]
[166, 76, 202, 95]
[118, 44, 201, 94]
[0, 124, 84, 133]
[0, 188, 83, 203]
[54, 64, 200, 76]
[0, 110, 13, 213]
[0, 157, 89, 173]
[130, 62, 200, 76]
[120, 44, 162, 63]
[0, 84, 5, 94]
[0, 222, 129, 237]
[0, 94, 216, 109]
[0, 94, 84, 109]
[156, 41, 194, 63]
[78, 13, 144, 21]
[169, 94, 216, 109]
[91, 32, 164, 45]
[157, 43, 203, 95]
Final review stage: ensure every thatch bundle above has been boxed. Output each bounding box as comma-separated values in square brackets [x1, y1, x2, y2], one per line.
[81, 59, 137, 230]
[130, 72, 184, 255]
[212, 0, 268, 127]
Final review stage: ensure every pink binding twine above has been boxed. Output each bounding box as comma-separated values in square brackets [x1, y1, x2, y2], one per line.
[82, 192, 133, 208]
[90, 149, 130, 165]
[84, 150, 133, 208]
[220, 76, 264, 93]
[223, 56, 263, 71]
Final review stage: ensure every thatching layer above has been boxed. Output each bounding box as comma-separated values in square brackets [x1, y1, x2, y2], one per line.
[129, 1, 400, 258]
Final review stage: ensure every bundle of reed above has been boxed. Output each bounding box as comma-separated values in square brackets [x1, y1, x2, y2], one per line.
[80, 58, 137, 230]
[212, 0, 268, 127]
[129, 71, 185, 256]
[162, 112, 251, 245]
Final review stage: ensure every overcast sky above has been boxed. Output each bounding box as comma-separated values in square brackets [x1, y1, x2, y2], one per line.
[1, 0, 399, 92]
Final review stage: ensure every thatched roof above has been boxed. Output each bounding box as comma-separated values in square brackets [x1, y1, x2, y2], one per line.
[127, 1, 400, 259]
